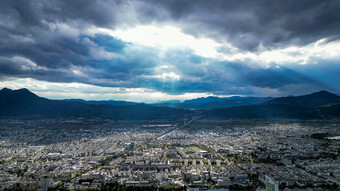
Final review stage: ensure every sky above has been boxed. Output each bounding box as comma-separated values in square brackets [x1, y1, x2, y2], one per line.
[1, 0, 340, 103]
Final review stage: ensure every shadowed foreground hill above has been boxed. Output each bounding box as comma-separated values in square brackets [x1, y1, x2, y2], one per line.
[0, 88, 191, 120]
[203, 91, 340, 120]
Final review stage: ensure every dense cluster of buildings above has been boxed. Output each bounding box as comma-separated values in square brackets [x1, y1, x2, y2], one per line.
[0, 119, 339, 190]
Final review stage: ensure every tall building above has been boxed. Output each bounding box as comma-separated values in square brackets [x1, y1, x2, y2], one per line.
[40, 175, 52, 190]
[265, 175, 279, 191]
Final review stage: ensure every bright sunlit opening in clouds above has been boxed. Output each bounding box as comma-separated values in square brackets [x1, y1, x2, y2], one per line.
[155, 72, 181, 81]
[93, 25, 221, 58]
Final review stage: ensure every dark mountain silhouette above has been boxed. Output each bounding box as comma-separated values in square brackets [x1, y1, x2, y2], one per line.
[0, 88, 191, 120]
[264, 90, 340, 107]
[1, 88, 340, 120]
[203, 91, 340, 120]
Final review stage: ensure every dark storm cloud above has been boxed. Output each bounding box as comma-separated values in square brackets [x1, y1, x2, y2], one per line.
[0, 0, 134, 82]
[0, 35, 90, 69]
[149, 0, 340, 50]
[0, 55, 77, 83]
[0, 0, 112, 70]
[5, 0, 339, 52]
[0, 0, 120, 28]
[0, 33, 158, 87]
[89, 35, 128, 53]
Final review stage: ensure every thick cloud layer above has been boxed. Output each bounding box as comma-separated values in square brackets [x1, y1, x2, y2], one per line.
[150, 0, 340, 50]
[1, 0, 340, 100]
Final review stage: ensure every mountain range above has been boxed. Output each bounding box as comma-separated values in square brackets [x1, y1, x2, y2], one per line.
[1, 88, 340, 120]
[64, 95, 273, 109]
[204, 90, 340, 119]
[265, 90, 340, 107]
[0, 88, 190, 120]
[151, 96, 273, 109]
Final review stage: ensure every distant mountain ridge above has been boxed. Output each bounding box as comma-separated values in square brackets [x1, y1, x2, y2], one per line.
[153, 96, 273, 109]
[264, 90, 340, 107]
[0, 88, 190, 120]
[183, 96, 225, 104]
[1, 88, 340, 120]
[63, 99, 141, 106]
[203, 90, 340, 119]
[64, 95, 274, 109]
